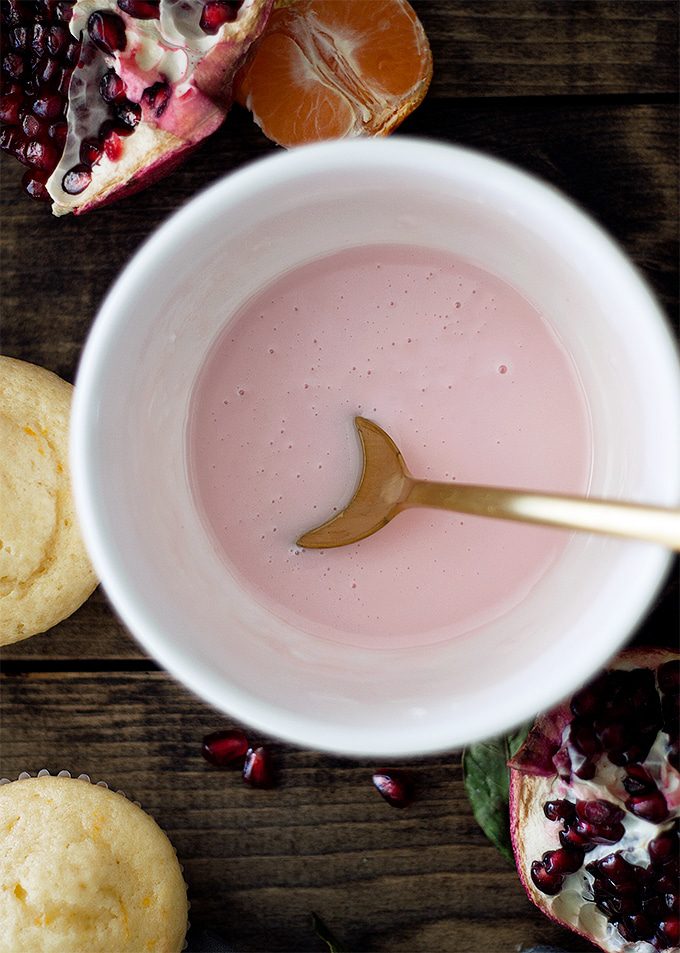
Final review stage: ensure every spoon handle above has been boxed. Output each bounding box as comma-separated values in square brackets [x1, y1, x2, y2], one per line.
[406, 481, 680, 550]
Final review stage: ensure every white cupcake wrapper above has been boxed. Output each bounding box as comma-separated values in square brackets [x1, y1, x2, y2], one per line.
[1, 768, 190, 950]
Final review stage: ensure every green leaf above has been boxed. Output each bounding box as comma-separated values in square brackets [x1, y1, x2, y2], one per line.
[311, 912, 347, 953]
[462, 723, 530, 863]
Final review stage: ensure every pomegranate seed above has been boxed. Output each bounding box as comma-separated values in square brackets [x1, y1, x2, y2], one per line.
[530, 859, 564, 895]
[99, 67, 126, 103]
[21, 167, 50, 200]
[619, 913, 655, 941]
[574, 758, 596, 780]
[662, 693, 678, 732]
[47, 120, 66, 147]
[576, 799, 624, 827]
[658, 660, 679, 695]
[571, 675, 608, 717]
[0, 125, 23, 156]
[543, 847, 584, 875]
[21, 111, 44, 138]
[649, 830, 678, 864]
[46, 25, 68, 56]
[32, 92, 62, 118]
[626, 791, 669, 823]
[201, 729, 249, 767]
[61, 163, 91, 194]
[25, 138, 58, 170]
[371, 771, 413, 808]
[0, 92, 21, 123]
[658, 918, 680, 948]
[37, 54, 61, 85]
[55, 3, 75, 23]
[2, 52, 25, 80]
[570, 718, 601, 756]
[87, 11, 127, 54]
[199, 1, 241, 34]
[543, 799, 575, 822]
[624, 763, 657, 795]
[141, 79, 170, 116]
[559, 825, 593, 851]
[31, 23, 47, 56]
[243, 746, 274, 787]
[114, 98, 140, 132]
[9, 25, 28, 51]
[80, 135, 101, 166]
[117, 0, 160, 18]
[103, 128, 123, 160]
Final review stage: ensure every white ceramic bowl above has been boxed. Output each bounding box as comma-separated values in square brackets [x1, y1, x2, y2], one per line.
[71, 138, 680, 757]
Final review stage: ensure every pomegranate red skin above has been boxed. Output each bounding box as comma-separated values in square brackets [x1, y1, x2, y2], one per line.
[509, 647, 680, 953]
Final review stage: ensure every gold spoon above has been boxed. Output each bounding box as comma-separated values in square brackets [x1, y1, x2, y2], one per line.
[297, 417, 680, 551]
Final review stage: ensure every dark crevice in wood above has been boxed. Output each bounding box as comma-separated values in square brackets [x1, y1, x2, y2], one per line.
[0, 658, 160, 675]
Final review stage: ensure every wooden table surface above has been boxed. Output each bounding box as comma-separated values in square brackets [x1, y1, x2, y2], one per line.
[1, 3, 678, 951]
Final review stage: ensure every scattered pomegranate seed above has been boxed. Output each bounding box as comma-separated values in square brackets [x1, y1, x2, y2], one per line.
[243, 746, 274, 787]
[200, 1, 241, 34]
[117, 0, 160, 18]
[371, 771, 414, 808]
[201, 729, 249, 767]
[87, 11, 127, 55]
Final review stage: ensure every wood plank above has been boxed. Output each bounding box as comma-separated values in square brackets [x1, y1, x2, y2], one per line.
[415, 0, 678, 98]
[0, 670, 597, 952]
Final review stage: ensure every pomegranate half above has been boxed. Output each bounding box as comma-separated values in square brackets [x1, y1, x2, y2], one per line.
[510, 648, 679, 952]
[0, 0, 272, 214]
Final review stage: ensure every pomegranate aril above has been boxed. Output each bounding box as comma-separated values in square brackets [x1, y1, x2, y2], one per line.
[25, 138, 58, 169]
[593, 852, 635, 885]
[99, 67, 126, 104]
[662, 693, 678, 732]
[624, 763, 657, 795]
[80, 135, 101, 166]
[626, 791, 669, 823]
[47, 120, 66, 146]
[9, 25, 27, 50]
[0, 91, 21, 123]
[2, 52, 25, 79]
[200, 1, 241, 34]
[102, 128, 122, 160]
[142, 79, 170, 116]
[61, 163, 91, 194]
[559, 826, 592, 851]
[576, 799, 624, 827]
[21, 167, 50, 200]
[21, 111, 44, 138]
[32, 92, 62, 118]
[619, 913, 655, 941]
[574, 758, 596, 780]
[570, 718, 601, 757]
[46, 24, 68, 56]
[243, 746, 274, 787]
[55, 2, 75, 23]
[543, 799, 575, 822]
[114, 99, 141, 132]
[372, 771, 414, 808]
[87, 11, 127, 55]
[201, 728, 249, 767]
[530, 859, 564, 896]
[543, 847, 584, 876]
[37, 54, 60, 85]
[30, 22, 47, 56]
[63, 38, 79, 66]
[117, 0, 160, 18]
[650, 829, 678, 865]
[571, 676, 608, 718]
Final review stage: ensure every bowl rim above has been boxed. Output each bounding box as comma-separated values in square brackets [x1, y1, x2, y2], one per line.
[71, 137, 680, 756]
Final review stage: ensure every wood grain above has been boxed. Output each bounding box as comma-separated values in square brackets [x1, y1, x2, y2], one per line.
[0, 670, 596, 952]
[0, 2, 678, 951]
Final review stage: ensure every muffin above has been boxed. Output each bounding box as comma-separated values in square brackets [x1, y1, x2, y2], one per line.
[0, 775, 188, 953]
[0, 357, 97, 645]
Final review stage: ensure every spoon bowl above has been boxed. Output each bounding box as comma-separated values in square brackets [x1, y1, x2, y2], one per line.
[298, 418, 680, 551]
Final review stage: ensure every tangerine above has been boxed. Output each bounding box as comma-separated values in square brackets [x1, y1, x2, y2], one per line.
[234, 0, 433, 147]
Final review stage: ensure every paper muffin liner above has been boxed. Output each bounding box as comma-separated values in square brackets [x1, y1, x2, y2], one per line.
[0, 768, 190, 950]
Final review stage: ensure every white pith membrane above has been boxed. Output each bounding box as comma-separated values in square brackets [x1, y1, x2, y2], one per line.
[510, 649, 680, 953]
[46, 0, 272, 214]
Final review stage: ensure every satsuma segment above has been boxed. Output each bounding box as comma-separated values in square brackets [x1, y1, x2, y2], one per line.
[234, 0, 433, 147]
